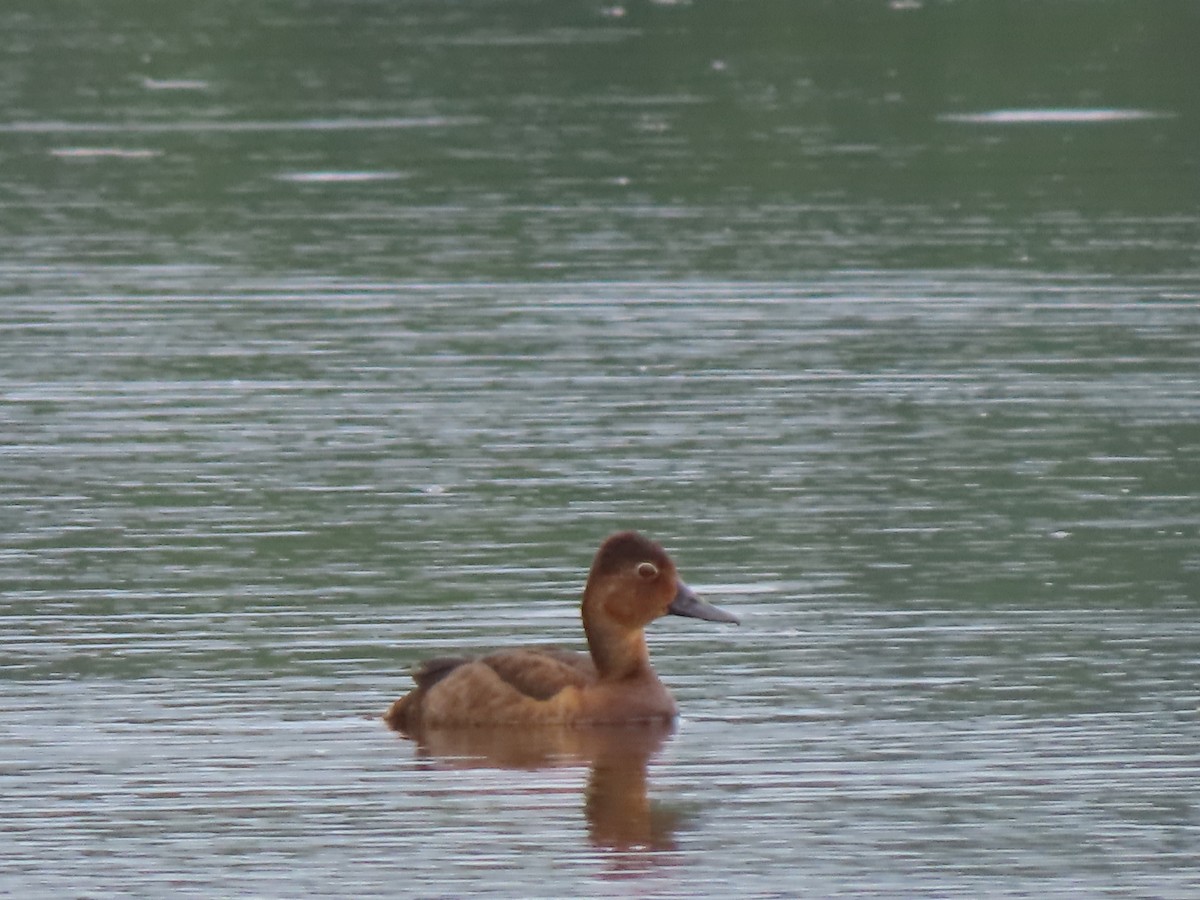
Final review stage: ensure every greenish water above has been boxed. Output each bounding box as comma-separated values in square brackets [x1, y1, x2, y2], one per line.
[2, 2, 1199, 897]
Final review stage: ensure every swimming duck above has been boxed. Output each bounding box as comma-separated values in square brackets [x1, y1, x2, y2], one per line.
[383, 531, 739, 729]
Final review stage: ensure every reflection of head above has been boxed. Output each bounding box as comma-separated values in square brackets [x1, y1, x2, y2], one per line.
[586, 755, 679, 852]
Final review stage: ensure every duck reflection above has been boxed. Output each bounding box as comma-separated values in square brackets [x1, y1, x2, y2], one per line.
[395, 719, 685, 853]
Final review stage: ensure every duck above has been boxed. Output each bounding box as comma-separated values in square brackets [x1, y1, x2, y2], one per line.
[383, 531, 739, 730]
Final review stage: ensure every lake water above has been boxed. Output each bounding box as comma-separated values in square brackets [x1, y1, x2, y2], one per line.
[2, 2, 1198, 897]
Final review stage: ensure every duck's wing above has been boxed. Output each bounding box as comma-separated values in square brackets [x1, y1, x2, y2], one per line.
[480, 647, 596, 702]
[528, 645, 597, 677]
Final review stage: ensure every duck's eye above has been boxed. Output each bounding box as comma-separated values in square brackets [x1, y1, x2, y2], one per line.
[636, 562, 659, 580]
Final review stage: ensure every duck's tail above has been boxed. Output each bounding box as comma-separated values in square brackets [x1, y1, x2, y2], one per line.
[382, 692, 416, 731]
[382, 656, 470, 732]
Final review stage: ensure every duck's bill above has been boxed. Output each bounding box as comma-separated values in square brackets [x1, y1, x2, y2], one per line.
[668, 582, 740, 625]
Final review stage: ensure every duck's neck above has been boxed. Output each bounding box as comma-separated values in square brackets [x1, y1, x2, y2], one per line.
[584, 618, 654, 681]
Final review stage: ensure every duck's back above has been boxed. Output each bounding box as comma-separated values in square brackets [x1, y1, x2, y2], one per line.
[478, 646, 597, 700]
[383, 646, 598, 730]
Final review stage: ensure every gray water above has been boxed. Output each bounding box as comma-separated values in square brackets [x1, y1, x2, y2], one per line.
[3, 2, 1199, 897]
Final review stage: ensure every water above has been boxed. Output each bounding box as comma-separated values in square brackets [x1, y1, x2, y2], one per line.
[3, 2, 1199, 897]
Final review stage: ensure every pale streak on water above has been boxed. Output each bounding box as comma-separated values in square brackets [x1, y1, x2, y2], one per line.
[3, 270, 1199, 897]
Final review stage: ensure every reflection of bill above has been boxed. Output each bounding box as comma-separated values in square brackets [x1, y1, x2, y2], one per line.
[399, 720, 685, 852]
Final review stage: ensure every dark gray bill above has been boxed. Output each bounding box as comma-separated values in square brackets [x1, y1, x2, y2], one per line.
[667, 581, 740, 625]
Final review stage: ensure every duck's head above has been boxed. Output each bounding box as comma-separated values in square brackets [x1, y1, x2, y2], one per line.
[583, 531, 740, 629]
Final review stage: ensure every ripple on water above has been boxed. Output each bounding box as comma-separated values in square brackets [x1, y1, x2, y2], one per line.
[2, 272, 1199, 897]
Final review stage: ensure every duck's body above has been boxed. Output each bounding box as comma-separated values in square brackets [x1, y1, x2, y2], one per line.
[384, 532, 738, 730]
